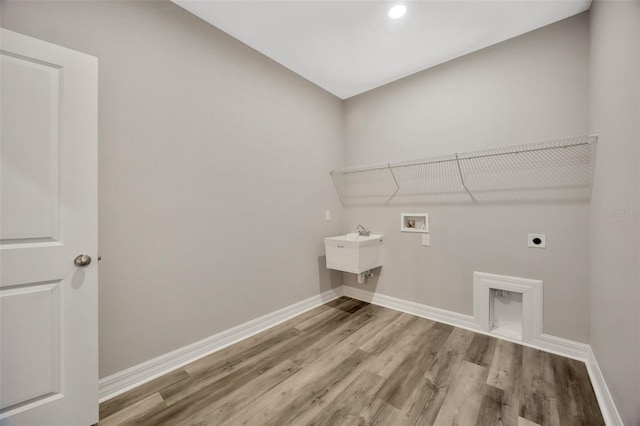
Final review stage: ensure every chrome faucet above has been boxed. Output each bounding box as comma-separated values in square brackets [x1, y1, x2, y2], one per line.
[357, 224, 370, 237]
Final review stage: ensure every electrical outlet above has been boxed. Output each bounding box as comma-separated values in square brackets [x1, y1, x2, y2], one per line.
[422, 234, 430, 246]
[325, 210, 331, 221]
[528, 234, 546, 249]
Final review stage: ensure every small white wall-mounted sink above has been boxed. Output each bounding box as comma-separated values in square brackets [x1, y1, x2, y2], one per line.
[324, 233, 383, 274]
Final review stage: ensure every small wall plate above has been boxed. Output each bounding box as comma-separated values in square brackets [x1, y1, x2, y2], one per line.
[528, 234, 546, 248]
[401, 213, 429, 233]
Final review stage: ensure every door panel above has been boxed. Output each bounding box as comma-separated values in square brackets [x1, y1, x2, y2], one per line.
[1, 54, 60, 242]
[0, 281, 61, 409]
[0, 29, 98, 426]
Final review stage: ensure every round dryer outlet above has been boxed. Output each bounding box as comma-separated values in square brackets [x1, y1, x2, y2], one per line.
[528, 234, 546, 249]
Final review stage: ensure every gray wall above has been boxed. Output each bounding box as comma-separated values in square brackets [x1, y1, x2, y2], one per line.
[343, 14, 591, 343]
[1, 1, 344, 377]
[589, 1, 640, 424]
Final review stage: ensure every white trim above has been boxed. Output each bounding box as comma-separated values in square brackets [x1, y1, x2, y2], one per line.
[343, 286, 480, 330]
[528, 333, 590, 361]
[473, 271, 543, 342]
[98, 287, 344, 402]
[585, 347, 624, 426]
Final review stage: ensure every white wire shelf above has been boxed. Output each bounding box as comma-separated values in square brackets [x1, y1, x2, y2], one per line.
[330, 135, 598, 205]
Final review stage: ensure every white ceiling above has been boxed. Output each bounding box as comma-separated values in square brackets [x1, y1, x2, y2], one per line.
[173, 1, 591, 99]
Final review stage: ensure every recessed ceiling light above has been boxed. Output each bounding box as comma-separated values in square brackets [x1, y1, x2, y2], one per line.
[388, 4, 407, 19]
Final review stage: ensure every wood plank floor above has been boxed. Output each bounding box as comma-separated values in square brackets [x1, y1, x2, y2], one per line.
[99, 297, 605, 426]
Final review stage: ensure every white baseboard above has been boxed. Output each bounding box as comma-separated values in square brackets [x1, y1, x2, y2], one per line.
[528, 333, 590, 361]
[343, 285, 621, 425]
[585, 347, 624, 426]
[98, 287, 344, 402]
[342, 285, 481, 331]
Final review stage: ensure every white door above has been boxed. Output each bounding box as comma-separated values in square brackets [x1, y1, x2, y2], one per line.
[0, 29, 98, 426]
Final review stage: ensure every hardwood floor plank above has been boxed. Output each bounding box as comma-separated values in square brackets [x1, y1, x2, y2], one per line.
[395, 377, 439, 426]
[294, 306, 401, 374]
[358, 397, 400, 426]
[288, 304, 397, 367]
[518, 416, 542, 426]
[242, 309, 402, 426]
[465, 333, 498, 367]
[359, 313, 418, 355]
[375, 323, 451, 409]
[99, 368, 189, 420]
[518, 346, 559, 425]
[224, 349, 370, 426]
[175, 359, 302, 425]
[162, 328, 301, 405]
[174, 299, 372, 408]
[487, 339, 522, 394]
[183, 327, 300, 378]
[321, 297, 369, 314]
[305, 369, 386, 426]
[476, 384, 519, 426]
[295, 303, 367, 337]
[99, 393, 166, 426]
[294, 298, 366, 331]
[139, 358, 296, 424]
[179, 298, 359, 380]
[215, 307, 380, 424]
[181, 327, 300, 379]
[141, 312, 367, 424]
[367, 317, 440, 378]
[276, 302, 334, 328]
[550, 354, 605, 426]
[418, 385, 450, 425]
[424, 327, 476, 387]
[433, 360, 489, 425]
[323, 296, 357, 310]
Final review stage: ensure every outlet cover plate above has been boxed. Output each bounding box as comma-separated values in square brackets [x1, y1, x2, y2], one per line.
[528, 234, 546, 248]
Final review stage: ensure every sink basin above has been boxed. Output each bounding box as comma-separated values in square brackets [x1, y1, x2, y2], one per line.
[324, 233, 383, 274]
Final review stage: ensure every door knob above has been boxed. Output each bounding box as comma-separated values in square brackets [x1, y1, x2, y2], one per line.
[74, 254, 92, 267]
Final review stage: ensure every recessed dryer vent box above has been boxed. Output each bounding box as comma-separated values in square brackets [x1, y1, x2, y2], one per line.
[401, 213, 429, 233]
